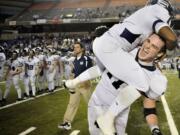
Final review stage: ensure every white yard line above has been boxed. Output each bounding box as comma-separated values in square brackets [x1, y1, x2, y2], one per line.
[69, 130, 80, 135]
[0, 88, 64, 110]
[161, 95, 179, 135]
[18, 127, 36, 135]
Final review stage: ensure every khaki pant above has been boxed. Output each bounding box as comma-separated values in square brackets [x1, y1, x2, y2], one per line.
[63, 81, 91, 123]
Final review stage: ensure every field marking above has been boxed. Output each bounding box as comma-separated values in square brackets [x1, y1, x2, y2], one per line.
[0, 88, 64, 110]
[161, 95, 179, 135]
[69, 130, 80, 135]
[18, 127, 36, 135]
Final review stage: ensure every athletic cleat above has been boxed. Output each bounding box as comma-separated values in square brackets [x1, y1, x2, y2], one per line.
[16, 98, 23, 101]
[152, 128, 163, 135]
[58, 122, 71, 130]
[96, 111, 116, 135]
[2, 98, 6, 103]
[48, 89, 54, 93]
[30, 95, 36, 98]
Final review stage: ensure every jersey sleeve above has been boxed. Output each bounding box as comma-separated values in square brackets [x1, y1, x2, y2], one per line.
[152, 5, 171, 33]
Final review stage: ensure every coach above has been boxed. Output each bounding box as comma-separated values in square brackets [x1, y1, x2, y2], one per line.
[58, 42, 93, 130]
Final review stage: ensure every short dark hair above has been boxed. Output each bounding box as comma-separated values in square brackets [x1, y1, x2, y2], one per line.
[74, 42, 84, 49]
[73, 42, 85, 54]
[94, 25, 108, 38]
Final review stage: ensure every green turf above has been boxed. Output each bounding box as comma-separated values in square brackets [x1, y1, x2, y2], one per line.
[163, 71, 180, 132]
[0, 72, 179, 135]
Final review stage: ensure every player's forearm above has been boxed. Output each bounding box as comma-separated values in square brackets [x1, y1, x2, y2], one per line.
[158, 26, 177, 50]
[76, 65, 102, 82]
[11, 68, 22, 76]
[65, 65, 102, 89]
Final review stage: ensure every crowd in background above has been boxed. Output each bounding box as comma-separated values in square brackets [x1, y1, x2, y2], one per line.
[0, 32, 180, 105]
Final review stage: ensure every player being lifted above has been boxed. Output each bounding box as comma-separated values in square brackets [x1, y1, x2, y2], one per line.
[3, 51, 23, 101]
[34, 47, 47, 93]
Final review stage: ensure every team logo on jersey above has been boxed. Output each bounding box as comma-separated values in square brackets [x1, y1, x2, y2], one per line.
[80, 61, 84, 65]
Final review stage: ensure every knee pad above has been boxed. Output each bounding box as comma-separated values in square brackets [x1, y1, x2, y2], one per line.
[144, 108, 157, 118]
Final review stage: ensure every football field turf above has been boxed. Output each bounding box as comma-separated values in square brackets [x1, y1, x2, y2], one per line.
[0, 71, 179, 135]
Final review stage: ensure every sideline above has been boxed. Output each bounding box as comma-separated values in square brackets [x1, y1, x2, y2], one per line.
[161, 95, 179, 135]
[18, 127, 36, 135]
[0, 88, 64, 110]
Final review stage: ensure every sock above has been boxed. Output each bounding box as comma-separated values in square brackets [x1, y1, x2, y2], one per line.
[150, 125, 159, 132]
[16, 88, 22, 99]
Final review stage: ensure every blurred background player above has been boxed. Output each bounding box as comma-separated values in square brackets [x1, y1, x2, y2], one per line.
[61, 51, 74, 80]
[35, 47, 47, 93]
[24, 49, 39, 97]
[58, 42, 93, 130]
[3, 50, 23, 101]
[18, 48, 29, 98]
[45, 48, 58, 92]
[0, 46, 6, 103]
[53, 49, 64, 89]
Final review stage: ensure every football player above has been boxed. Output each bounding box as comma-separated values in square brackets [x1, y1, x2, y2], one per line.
[53, 49, 64, 89]
[64, 34, 167, 135]
[3, 50, 23, 101]
[0, 46, 6, 103]
[61, 52, 75, 80]
[35, 47, 47, 93]
[45, 48, 58, 92]
[24, 49, 39, 97]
